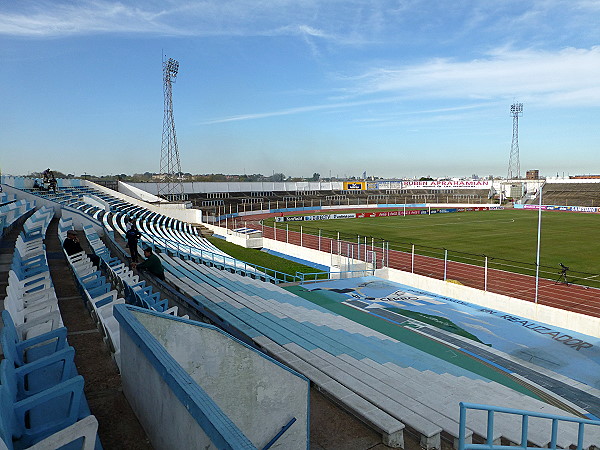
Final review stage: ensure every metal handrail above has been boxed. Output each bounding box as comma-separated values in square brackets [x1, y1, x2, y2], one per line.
[458, 402, 600, 450]
[141, 233, 301, 284]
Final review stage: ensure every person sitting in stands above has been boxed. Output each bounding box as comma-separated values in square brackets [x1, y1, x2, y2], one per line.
[132, 247, 165, 281]
[33, 179, 41, 189]
[63, 230, 100, 267]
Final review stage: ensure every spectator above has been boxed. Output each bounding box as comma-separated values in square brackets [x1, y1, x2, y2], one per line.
[49, 176, 57, 193]
[124, 215, 133, 232]
[125, 221, 142, 263]
[133, 247, 165, 281]
[63, 230, 100, 267]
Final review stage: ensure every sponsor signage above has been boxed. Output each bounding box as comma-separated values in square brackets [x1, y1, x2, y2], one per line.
[344, 181, 365, 190]
[480, 308, 592, 351]
[402, 180, 491, 190]
[522, 205, 600, 213]
[277, 213, 357, 222]
[376, 181, 404, 190]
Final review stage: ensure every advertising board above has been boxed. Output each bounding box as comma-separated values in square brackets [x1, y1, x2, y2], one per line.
[376, 181, 404, 190]
[343, 181, 365, 190]
[402, 180, 491, 190]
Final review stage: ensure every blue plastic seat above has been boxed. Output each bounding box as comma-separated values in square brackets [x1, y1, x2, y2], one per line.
[0, 360, 86, 450]
[1, 311, 69, 366]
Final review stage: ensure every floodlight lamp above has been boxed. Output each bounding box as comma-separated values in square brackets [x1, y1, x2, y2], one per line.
[510, 103, 523, 115]
[167, 58, 179, 75]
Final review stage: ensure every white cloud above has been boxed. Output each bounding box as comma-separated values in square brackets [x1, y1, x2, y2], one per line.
[0, 0, 345, 40]
[0, 1, 175, 37]
[351, 46, 600, 107]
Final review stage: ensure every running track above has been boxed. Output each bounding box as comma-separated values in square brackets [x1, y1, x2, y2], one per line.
[228, 212, 600, 319]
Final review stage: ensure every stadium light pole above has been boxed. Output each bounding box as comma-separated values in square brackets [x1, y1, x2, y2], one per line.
[158, 56, 184, 199]
[534, 186, 543, 303]
[507, 102, 523, 179]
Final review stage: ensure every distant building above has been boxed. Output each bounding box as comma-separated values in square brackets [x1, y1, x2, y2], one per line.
[526, 170, 539, 180]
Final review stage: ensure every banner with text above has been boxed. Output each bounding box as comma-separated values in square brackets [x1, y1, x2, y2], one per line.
[520, 204, 600, 213]
[402, 180, 491, 190]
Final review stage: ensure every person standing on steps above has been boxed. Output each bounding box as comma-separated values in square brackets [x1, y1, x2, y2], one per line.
[126, 221, 142, 264]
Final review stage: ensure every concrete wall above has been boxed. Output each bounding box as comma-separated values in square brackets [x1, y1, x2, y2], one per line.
[82, 194, 110, 211]
[120, 328, 217, 449]
[128, 180, 343, 194]
[139, 313, 309, 449]
[118, 181, 166, 203]
[115, 305, 309, 450]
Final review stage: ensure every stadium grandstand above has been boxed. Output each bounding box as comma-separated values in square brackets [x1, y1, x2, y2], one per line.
[525, 177, 600, 207]
[1, 174, 600, 450]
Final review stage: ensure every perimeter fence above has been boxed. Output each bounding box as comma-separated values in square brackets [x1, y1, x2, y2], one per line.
[250, 221, 600, 299]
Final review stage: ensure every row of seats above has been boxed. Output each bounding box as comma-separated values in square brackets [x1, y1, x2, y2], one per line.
[0, 200, 35, 240]
[1, 209, 100, 449]
[59, 218, 187, 372]
[79, 222, 186, 321]
[59, 218, 125, 371]
[0, 194, 16, 207]
[4, 207, 61, 340]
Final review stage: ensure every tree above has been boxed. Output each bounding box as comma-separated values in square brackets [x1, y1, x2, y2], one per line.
[312, 172, 320, 181]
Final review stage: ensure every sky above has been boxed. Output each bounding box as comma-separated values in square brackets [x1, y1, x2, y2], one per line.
[1, 1, 600, 179]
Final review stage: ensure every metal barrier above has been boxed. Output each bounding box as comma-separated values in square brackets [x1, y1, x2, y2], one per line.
[458, 402, 600, 450]
[298, 268, 376, 284]
[141, 234, 300, 284]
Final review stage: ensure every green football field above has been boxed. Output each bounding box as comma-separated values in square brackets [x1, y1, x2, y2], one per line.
[265, 209, 600, 278]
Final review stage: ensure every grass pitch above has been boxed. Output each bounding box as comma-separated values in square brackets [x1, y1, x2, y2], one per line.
[265, 209, 600, 279]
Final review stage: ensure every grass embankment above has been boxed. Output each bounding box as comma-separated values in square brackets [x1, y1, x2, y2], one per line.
[207, 236, 326, 281]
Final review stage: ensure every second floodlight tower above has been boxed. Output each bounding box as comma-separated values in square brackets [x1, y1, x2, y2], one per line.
[158, 57, 184, 199]
[507, 102, 523, 180]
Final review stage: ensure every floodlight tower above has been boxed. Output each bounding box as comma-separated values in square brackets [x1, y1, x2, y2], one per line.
[507, 102, 523, 180]
[158, 57, 184, 199]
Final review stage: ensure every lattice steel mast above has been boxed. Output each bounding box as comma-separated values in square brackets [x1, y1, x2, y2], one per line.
[158, 57, 184, 198]
[507, 102, 523, 179]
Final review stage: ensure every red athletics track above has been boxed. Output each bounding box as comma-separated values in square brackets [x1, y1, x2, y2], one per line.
[227, 211, 600, 319]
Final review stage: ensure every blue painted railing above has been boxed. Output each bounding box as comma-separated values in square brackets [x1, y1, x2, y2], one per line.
[458, 402, 600, 450]
[141, 234, 302, 284]
[261, 417, 296, 450]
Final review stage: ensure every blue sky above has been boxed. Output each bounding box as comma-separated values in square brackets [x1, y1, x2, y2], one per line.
[1, 1, 599, 179]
